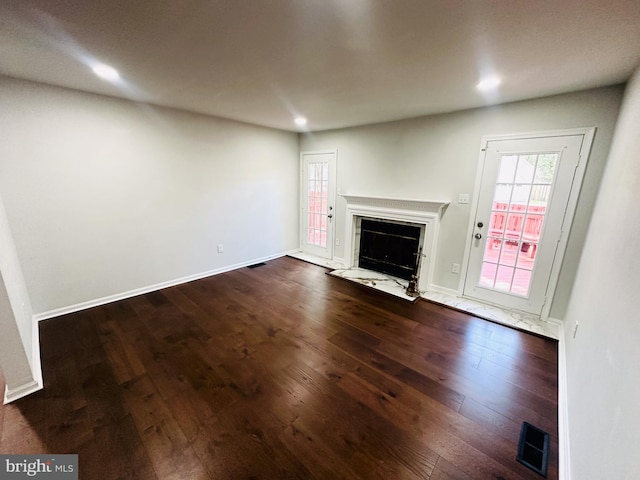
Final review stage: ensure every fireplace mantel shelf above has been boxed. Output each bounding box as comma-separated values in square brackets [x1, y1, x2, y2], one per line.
[340, 194, 450, 214]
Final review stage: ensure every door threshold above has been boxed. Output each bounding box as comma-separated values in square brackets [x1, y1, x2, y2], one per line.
[421, 291, 559, 340]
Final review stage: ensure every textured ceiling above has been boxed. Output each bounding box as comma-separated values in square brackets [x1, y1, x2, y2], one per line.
[1, 0, 639, 131]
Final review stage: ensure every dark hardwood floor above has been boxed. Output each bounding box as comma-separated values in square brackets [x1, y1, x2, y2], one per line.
[0, 256, 558, 479]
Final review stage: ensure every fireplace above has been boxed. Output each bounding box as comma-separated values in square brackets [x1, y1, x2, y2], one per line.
[341, 194, 449, 292]
[358, 218, 422, 280]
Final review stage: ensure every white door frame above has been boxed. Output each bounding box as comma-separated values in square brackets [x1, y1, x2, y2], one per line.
[459, 128, 595, 319]
[299, 150, 337, 259]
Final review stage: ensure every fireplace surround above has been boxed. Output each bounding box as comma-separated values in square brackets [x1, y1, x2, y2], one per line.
[341, 194, 449, 293]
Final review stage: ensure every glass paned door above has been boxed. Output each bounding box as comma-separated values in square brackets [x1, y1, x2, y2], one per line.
[479, 153, 557, 296]
[301, 151, 336, 259]
[307, 161, 329, 248]
[463, 135, 584, 315]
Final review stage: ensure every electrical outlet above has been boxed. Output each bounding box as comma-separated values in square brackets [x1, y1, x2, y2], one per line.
[572, 321, 579, 339]
[458, 193, 470, 204]
[217, 244, 224, 253]
[451, 263, 461, 274]
[335, 238, 340, 246]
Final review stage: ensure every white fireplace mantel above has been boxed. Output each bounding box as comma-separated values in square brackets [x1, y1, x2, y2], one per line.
[340, 194, 449, 215]
[341, 194, 450, 292]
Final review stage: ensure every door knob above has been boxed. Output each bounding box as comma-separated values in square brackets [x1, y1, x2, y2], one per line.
[477, 222, 484, 228]
[327, 214, 333, 219]
[474, 233, 482, 240]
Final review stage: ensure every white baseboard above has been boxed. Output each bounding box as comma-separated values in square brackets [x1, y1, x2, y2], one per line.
[557, 319, 571, 480]
[4, 378, 43, 404]
[425, 284, 460, 296]
[34, 251, 296, 322]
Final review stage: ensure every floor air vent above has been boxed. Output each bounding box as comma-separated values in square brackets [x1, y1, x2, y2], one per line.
[247, 262, 267, 269]
[516, 421, 550, 477]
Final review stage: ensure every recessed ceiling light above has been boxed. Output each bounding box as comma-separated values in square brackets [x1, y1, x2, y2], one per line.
[476, 76, 501, 91]
[294, 116, 307, 127]
[92, 63, 120, 82]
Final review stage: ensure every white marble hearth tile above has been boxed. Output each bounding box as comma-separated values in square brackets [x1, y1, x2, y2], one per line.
[421, 291, 559, 340]
[328, 268, 418, 302]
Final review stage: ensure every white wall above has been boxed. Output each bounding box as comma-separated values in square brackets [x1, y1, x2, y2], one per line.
[562, 69, 640, 479]
[0, 192, 41, 402]
[0, 77, 300, 316]
[0, 194, 33, 361]
[300, 86, 623, 318]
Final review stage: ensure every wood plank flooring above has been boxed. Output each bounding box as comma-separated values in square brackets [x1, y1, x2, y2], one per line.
[0, 256, 558, 479]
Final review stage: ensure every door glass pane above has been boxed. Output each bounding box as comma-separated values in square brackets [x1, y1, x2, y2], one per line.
[505, 213, 524, 240]
[511, 184, 531, 205]
[530, 184, 551, 206]
[479, 262, 497, 288]
[489, 212, 506, 236]
[497, 155, 518, 183]
[499, 240, 518, 267]
[307, 161, 328, 247]
[479, 153, 559, 296]
[512, 269, 532, 296]
[483, 237, 501, 264]
[517, 243, 536, 269]
[534, 154, 557, 183]
[493, 184, 512, 204]
[495, 265, 514, 291]
[515, 155, 536, 183]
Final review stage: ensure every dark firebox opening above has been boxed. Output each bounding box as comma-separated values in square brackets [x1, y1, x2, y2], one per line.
[358, 219, 421, 281]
